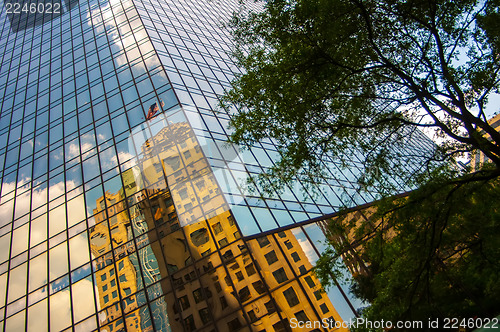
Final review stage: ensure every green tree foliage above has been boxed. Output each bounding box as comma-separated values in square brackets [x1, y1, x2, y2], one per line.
[316, 172, 500, 329]
[221, 0, 500, 325]
[222, 0, 500, 191]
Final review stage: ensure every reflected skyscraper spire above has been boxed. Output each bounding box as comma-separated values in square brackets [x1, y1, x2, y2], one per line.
[0, 0, 434, 330]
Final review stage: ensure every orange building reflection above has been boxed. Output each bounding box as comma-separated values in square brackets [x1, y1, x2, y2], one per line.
[89, 119, 346, 331]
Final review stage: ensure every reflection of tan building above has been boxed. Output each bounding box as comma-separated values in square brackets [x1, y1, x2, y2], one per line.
[138, 191, 346, 331]
[90, 191, 144, 332]
[318, 198, 405, 279]
[246, 230, 346, 331]
[84, 119, 351, 332]
[120, 121, 347, 331]
[139, 122, 226, 227]
[472, 113, 500, 170]
[319, 208, 376, 279]
[130, 121, 254, 330]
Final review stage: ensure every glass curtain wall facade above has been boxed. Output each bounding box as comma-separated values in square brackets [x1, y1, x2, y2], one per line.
[0, 0, 435, 331]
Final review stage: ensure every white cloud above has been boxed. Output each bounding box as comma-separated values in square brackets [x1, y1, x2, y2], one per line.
[25, 279, 99, 332]
[66, 143, 81, 160]
[49, 242, 68, 281]
[30, 214, 47, 248]
[0, 234, 11, 264]
[10, 223, 29, 257]
[118, 151, 137, 169]
[80, 142, 96, 160]
[7, 263, 27, 303]
[5, 310, 25, 331]
[0, 179, 85, 242]
[49, 288, 72, 331]
[0, 178, 91, 296]
[48, 181, 66, 202]
[72, 279, 98, 323]
[29, 252, 47, 292]
[88, 0, 164, 78]
[69, 233, 90, 270]
[27, 297, 48, 332]
[293, 231, 318, 265]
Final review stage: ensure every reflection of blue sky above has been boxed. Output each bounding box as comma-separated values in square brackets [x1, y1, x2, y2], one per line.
[84, 184, 104, 216]
[251, 207, 278, 232]
[51, 275, 70, 294]
[485, 93, 500, 118]
[70, 264, 93, 284]
[230, 205, 260, 234]
[325, 281, 365, 322]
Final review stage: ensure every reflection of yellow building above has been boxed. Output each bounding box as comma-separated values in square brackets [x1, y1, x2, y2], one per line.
[319, 208, 376, 279]
[90, 191, 144, 332]
[131, 121, 247, 330]
[140, 122, 226, 227]
[123, 120, 346, 331]
[246, 230, 346, 331]
[472, 113, 500, 170]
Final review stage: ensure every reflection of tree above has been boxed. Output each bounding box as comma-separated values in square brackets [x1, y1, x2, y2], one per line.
[317, 179, 500, 326]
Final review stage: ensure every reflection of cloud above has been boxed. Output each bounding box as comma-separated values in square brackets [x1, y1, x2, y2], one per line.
[1, 180, 17, 196]
[72, 279, 98, 323]
[66, 142, 81, 160]
[27, 297, 48, 332]
[69, 233, 91, 270]
[0, 193, 15, 227]
[29, 253, 47, 292]
[48, 181, 66, 201]
[99, 148, 119, 174]
[0, 234, 11, 264]
[50, 289, 72, 331]
[2, 180, 85, 230]
[88, 0, 162, 75]
[53, 149, 63, 160]
[118, 151, 137, 170]
[295, 235, 317, 264]
[7, 263, 27, 303]
[11, 223, 29, 257]
[50, 243, 68, 280]
[0, 177, 91, 300]
[1, 179, 84, 226]
[49, 202, 67, 236]
[81, 143, 96, 160]
[67, 195, 86, 227]
[5, 310, 25, 331]
[24, 280, 98, 331]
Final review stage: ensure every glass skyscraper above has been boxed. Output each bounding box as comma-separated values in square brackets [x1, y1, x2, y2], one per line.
[0, 0, 435, 330]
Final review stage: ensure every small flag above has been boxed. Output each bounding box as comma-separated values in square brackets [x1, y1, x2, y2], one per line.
[146, 102, 159, 120]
